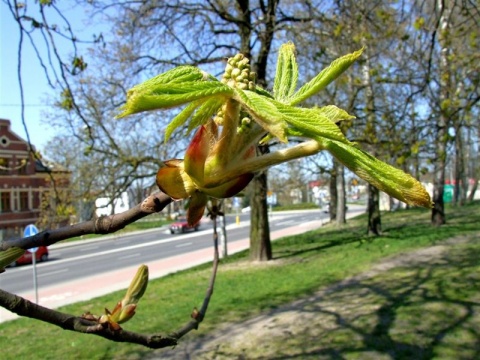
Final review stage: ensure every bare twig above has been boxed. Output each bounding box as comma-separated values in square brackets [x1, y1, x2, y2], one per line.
[169, 202, 221, 340]
[0, 288, 177, 348]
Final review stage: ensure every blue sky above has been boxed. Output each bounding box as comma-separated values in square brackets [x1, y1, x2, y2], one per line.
[1, 4, 50, 149]
[0, 2, 98, 151]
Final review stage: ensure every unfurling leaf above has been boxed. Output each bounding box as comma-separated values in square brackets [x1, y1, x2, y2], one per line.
[99, 265, 149, 329]
[118, 66, 231, 120]
[315, 105, 356, 123]
[273, 101, 350, 143]
[123, 264, 149, 306]
[234, 89, 288, 142]
[289, 48, 363, 105]
[323, 139, 432, 208]
[165, 101, 202, 143]
[118, 82, 233, 118]
[273, 42, 299, 101]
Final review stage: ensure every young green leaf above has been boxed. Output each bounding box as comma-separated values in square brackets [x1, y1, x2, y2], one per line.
[289, 49, 363, 106]
[165, 101, 202, 142]
[315, 105, 356, 123]
[254, 85, 275, 99]
[323, 139, 433, 208]
[128, 66, 208, 94]
[273, 42, 299, 101]
[165, 98, 223, 144]
[118, 81, 233, 118]
[274, 101, 350, 143]
[187, 98, 224, 133]
[234, 89, 288, 142]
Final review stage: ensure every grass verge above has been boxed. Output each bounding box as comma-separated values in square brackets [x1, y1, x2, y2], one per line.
[1, 202, 479, 359]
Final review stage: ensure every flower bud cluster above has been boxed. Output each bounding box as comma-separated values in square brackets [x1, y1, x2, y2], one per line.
[213, 104, 226, 125]
[237, 114, 252, 134]
[222, 53, 256, 91]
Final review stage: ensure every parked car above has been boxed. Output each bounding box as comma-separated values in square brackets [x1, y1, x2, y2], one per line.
[10, 246, 49, 267]
[241, 206, 251, 213]
[169, 216, 200, 234]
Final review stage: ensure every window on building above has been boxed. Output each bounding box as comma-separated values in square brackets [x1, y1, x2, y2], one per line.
[31, 191, 41, 210]
[0, 158, 9, 175]
[19, 191, 29, 211]
[0, 192, 11, 212]
[17, 159, 29, 175]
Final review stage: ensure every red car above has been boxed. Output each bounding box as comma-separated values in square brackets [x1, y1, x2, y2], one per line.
[10, 246, 49, 266]
[169, 216, 200, 234]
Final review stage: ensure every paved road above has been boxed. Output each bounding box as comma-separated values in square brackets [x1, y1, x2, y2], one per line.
[0, 206, 365, 323]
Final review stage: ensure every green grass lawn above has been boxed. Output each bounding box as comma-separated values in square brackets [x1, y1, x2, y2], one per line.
[1, 202, 479, 359]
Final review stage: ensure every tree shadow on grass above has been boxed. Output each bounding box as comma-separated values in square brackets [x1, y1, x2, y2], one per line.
[272, 225, 370, 261]
[273, 214, 480, 262]
[174, 238, 480, 360]
[265, 241, 480, 359]
[273, 234, 365, 260]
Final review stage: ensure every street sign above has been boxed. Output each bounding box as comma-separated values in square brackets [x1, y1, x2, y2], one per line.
[232, 197, 241, 208]
[23, 224, 40, 303]
[23, 224, 39, 253]
[443, 184, 454, 203]
[267, 192, 277, 206]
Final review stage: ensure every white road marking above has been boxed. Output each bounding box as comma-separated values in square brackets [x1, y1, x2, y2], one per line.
[275, 220, 297, 226]
[80, 245, 99, 251]
[176, 242, 193, 248]
[39, 232, 212, 268]
[39, 268, 69, 277]
[40, 291, 76, 302]
[118, 253, 141, 260]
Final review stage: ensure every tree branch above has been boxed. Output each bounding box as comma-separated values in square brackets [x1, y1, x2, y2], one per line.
[0, 195, 222, 350]
[0, 288, 177, 348]
[0, 192, 172, 252]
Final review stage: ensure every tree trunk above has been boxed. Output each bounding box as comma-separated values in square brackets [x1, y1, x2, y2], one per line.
[467, 113, 480, 202]
[244, 0, 278, 261]
[453, 67, 468, 206]
[431, 0, 452, 226]
[367, 184, 382, 235]
[361, 44, 382, 234]
[329, 167, 337, 222]
[454, 125, 467, 206]
[249, 169, 272, 261]
[336, 161, 346, 226]
[432, 168, 446, 225]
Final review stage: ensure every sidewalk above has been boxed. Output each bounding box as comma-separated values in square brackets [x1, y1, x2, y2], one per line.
[0, 215, 329, 323]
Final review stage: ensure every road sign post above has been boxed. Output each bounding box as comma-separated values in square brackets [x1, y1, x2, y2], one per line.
[24, 224, 39, 304]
